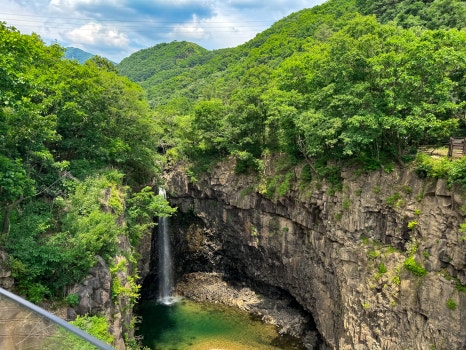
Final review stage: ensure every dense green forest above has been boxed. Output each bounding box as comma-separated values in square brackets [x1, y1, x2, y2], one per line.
[0, 23, 175, 304]
[118, 0, 466, 177]
[0, 0, 465, 333]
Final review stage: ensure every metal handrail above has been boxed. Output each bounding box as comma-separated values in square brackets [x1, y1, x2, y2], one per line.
[0, 287, 114, 350]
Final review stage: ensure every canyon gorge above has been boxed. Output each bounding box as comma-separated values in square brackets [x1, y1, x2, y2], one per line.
[149, 157, 466, 350]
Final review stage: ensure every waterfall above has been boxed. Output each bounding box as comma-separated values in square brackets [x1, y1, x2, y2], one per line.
[157, 188, 175, 305]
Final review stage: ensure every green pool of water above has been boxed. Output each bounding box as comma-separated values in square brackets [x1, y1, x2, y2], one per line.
[135, 299, 305, 350]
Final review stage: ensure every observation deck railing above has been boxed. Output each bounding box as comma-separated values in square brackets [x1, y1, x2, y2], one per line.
[0, 287, 114, 350]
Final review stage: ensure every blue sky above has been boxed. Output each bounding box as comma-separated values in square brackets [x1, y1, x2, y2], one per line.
[1, 0, 327, 62]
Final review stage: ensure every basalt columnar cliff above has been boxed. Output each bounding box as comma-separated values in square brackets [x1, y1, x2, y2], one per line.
[161, 157, 465, 349]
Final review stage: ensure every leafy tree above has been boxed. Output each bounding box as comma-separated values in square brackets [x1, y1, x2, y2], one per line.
[191, 99, 227, 153]
[276, 15, 465, 163]
[126, 186, 176, 246]
[51, 57, 158, 183]
[0, 23, 63, 234]
[0, 23, 176, 307]
[355, 0, 466, 29]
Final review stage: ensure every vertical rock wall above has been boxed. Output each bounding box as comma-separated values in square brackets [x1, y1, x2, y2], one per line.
[165, 158, 466, 350]
[0, 250, 13, 290]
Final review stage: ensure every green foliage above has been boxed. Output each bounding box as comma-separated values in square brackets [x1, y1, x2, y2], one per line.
[53, 58, 158, 184]
[70, 314, 114, 344]
[386, 192, 403, 208]
[27, 283, 51, 304]
[342, 198, 351, 210]
[378, 262, 387, 274]
[446, 298, 457, 311]
[115, 0, 466, 179]
[456, 280, 466, 293]
[111, 275, 141, 304]
[362, 301, 371, 309]
[404, 256, 427, 277]
[392, 275, 401, 286]
[301, 164, 313, 182]
[416, 153, 466, 188]
[233, 151, 261, 174]
[407, 221, 418, 230]
[360, 235, 371, 245]
[66, 293, 79, 307]
[62, 172, 126, 261]
[277, 172, 294, 197]
[355, 0, 466, 30]
[109, 258, 141, 305]
[126, 186, 176, 245]
[0, 156, 36, 205]
[6, 172, 129, 297]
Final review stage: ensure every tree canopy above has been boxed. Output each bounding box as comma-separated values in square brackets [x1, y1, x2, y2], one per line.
[117, 0, 465, 172]
[0, 23, 173, 301]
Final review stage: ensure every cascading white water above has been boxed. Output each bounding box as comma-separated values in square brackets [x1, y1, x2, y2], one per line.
[157, 188, 176, 305]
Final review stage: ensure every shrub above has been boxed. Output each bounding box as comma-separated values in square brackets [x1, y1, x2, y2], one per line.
[301, 164, 312, 182]
[415, 153, 466, 188]
[407, 221, 418, 230]
[378, 263, 387, 274]
[386, 192, 404, 208]
[66, 293, 79, 307]
[446, 298, 457, 310]
[70, 314, 114, 344]
[277, 172, 294, 197]
[27, 283, 51, 304]
[233, 150, 260, 174]
[404, 256, 427, 277]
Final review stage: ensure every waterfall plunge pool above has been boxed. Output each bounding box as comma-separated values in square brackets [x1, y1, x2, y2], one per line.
[135, 298, 306, 350]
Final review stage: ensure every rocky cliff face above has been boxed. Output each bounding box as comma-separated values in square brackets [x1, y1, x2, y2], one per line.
[0, 250, 13, 290]
[165, 158, 466, 350]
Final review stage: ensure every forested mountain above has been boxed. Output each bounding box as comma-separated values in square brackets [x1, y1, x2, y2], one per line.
[356, 0, 466, 29]
[64, 47, 95, 63]
[118, 41, 238, 109]
[118, 0, 466, 176]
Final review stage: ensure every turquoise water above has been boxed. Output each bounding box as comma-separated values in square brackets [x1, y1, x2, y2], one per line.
[135, 299, 305, 350]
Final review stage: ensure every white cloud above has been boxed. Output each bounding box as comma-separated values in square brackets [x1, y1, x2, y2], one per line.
[50, 0, 118, 9]
[66, 22, 129, 48]
[170, 15, 206, 40]
[1, 0, 327, 62]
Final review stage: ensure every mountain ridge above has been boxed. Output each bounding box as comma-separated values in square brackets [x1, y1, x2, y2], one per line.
[64, 47, 95, 63]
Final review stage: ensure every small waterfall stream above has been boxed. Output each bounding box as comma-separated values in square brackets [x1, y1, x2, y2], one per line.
[157, 188, 175, 305]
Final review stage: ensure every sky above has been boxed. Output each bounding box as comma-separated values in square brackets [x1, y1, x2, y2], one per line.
[1, 0, 327, 62]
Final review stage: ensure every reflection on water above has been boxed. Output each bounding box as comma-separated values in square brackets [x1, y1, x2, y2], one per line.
[135, 299, 305, 350]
